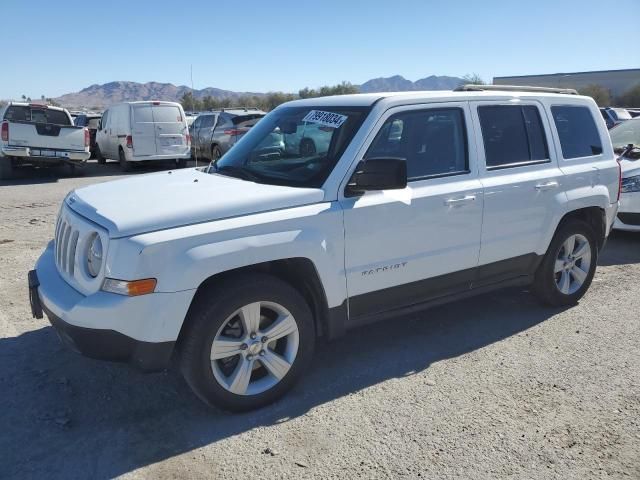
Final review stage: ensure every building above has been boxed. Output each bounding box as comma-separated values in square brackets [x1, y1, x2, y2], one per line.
[493, 68, 640, 98]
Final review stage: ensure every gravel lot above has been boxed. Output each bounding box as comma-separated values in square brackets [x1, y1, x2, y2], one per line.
[1, 161, 639, 479]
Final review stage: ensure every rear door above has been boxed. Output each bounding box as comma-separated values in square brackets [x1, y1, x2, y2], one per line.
[471, 101, 565, 283]
[131, 104, 157, 156]
[152, 104, 187, 156]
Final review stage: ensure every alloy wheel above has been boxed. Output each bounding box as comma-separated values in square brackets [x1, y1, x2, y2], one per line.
[554, 233, 592, 295]
[210, 301, 299, 396]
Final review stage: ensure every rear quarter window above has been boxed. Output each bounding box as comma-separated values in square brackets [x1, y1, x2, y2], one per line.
[551, 106, 603, 159]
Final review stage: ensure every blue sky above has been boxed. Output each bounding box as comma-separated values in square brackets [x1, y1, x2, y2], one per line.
[2, 0, 638, 99]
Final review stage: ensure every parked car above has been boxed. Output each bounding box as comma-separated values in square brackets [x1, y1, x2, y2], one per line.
[96, 101, 191, 171]
[73, 113, 102, 160]
[610, 118, 640, 231]
[30, 86, 620, 411]
[0, 102, 90, 179]
[190, 108, 266, 161]
[600, 107, 632, 129]
[282, 122, 332, 156]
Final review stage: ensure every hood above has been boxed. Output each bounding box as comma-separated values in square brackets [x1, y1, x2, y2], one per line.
[67, 168, 325, 238]
[619, 156, 640, 179]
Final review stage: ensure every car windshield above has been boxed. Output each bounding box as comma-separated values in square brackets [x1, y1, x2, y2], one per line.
[209, 106, 370, 188]
[610, 119, 640, 150]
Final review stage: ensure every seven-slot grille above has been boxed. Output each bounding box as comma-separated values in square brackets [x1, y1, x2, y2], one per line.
[55, 214, 80, 276]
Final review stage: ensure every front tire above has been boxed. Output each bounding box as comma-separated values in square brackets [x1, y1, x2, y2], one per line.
[532, 219, 598, 306]
[179, 273, 315, 412]
[96, 145, 106, 165]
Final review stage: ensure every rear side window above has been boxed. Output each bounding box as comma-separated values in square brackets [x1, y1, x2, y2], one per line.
[200, 115, 215, 128]
[232, 114, 265, 126]
[478, 105, 549, 169]
[152, 105, 182, 123]
[134, 105, 153, 123]
[366, 108, 468, 180]
[551, 106, 603, 159]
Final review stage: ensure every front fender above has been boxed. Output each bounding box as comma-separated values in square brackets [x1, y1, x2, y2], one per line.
[105, 202, 347, 309]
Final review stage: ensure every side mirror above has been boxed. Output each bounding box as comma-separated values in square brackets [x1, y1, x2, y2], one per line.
[278, 121, 298, 135]
[98, 120, 102, 130]
[346, 157, 407, 196]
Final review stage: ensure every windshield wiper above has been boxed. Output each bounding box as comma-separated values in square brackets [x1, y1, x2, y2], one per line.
[214, 164, 261, 182]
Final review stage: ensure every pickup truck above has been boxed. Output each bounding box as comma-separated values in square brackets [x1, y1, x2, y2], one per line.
[30, 86, 620, 412]
[0, 102, 90, 179]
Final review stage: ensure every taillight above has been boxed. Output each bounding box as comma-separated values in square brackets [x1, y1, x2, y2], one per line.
[186, 134, 192, 146]
[126, 135, 133, 148]
[84, 128, 90, 147]
[223, 128, 245, 136]
[617, 159, 622, 202]
[1, 122, 8, 142]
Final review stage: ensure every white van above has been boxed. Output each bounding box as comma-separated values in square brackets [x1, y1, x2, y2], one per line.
[96, 101, 191, 170]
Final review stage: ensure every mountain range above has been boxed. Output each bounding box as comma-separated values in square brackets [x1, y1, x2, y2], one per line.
[52, 75, 465, 108]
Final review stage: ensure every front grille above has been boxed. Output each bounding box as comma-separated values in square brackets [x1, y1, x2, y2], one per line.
[55, 216, 80, 276]
[618, 213, 640, 226]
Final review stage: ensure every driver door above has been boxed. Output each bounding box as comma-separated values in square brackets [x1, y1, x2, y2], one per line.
[340, 102, 484, 320]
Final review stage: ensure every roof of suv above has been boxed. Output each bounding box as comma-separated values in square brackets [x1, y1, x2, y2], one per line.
[285, 88, 590, 109]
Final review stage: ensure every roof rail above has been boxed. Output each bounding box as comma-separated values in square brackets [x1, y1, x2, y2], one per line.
[219, 106, 261, 112]
[454, 84, 579, 95]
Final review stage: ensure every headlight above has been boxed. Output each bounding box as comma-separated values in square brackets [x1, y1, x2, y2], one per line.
[621, 175, 640, 193]
[86, 233, 103, 277]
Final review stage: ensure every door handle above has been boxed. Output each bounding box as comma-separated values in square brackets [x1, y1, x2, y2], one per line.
[445, 195, 476, 206]
[535, 181, 559, 191]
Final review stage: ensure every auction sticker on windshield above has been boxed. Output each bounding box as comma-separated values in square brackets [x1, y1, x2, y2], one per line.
[302, 110, 348, 129]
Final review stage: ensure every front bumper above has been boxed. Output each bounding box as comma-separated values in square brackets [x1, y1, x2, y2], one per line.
[30, 242, 196, 371]
[2, 145, 90, 162]
[613, 191, 640, 232]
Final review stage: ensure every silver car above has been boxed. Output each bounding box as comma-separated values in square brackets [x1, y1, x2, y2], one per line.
[190, 108, 267, 161]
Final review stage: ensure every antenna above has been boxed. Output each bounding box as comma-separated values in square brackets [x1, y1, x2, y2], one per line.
[190, 64, 198, 167]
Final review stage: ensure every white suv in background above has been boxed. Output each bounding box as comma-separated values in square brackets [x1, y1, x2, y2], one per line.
[30, 86, 620, 412]
[95, 101, 191, 171]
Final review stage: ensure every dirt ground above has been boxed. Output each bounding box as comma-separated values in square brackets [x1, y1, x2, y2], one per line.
[1, 161, 639, 479]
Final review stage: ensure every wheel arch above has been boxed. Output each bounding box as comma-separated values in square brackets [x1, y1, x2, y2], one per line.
[556, 206, 606, 250]
[177, 257, 331, 348]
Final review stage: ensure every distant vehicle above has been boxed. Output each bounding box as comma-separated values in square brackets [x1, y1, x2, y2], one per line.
[0, 102, 90, 179]
[600, 107, 632, 129]
[74, 113, 102, 160]
[282, 122, 332, 156]
[96, 101, 191, 171]
[610, 118, 640, 231]
[190, 108, 266, 161]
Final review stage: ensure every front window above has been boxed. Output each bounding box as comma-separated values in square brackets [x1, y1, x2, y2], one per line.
[209, 106, 370, 187]
[610, 119, 640, 151]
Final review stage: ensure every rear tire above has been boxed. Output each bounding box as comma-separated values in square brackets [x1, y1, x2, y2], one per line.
[119, 148, 132, 172]
[299, 138, 316, 156]
[532, 219, 598, 306]
[211, 145, 222, 162]
[0, 157, 14, 180]
[179, 273, 315, 412]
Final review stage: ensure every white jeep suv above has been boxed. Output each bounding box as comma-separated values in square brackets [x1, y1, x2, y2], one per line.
[29, 86, 620, 411]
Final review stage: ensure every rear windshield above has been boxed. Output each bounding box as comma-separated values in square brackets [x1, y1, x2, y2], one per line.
[152, 105, 183, 123]
[232, 114, 265, 126]
[3, 106, 71, 125]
